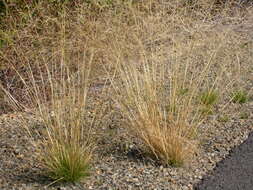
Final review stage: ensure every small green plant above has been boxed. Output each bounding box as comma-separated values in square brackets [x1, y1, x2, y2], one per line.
[199, 90, 218, 116]
[0, 29, 14, 49]
[239, 112, 249, 119]
[231, 90, 248, 104]
[200, 90, 218, 106]
[168, 159, 183, 167]
[218, 115, 229, 122]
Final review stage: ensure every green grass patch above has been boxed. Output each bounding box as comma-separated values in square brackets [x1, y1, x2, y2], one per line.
[199, 90, 219, 106]
[231, 90, 248, 104]
[218, 115, 229, 122]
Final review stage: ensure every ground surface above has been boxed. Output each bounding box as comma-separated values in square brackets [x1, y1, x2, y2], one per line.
[194, 131, 253, 190]
[0, 88, 253, 189]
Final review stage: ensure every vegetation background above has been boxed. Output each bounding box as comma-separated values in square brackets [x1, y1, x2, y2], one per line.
[0, 0, 252, 188]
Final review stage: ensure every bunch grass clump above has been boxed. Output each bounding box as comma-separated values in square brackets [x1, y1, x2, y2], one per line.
[200, 90, 219, 106]
[36, 53, 95, 183]
[111, 51, 220, 166]
[45, 143, 91, 182]
[231, 90, 248, 104]
[3, 47, 96, 182]
[199, 90, 219, 115]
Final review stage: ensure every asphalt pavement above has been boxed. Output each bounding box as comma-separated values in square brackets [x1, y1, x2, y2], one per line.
[194, 131, 253, 190]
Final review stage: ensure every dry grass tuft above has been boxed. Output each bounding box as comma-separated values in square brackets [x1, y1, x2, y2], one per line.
[2, 34, 98, 182]
[36, 54, 95, 182]
[110, 54, 210, 166]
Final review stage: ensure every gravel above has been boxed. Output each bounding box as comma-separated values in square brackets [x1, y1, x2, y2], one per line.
[0, 97, 253, 190]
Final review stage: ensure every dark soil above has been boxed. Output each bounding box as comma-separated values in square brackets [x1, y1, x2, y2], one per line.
[194, 131, 253, 190]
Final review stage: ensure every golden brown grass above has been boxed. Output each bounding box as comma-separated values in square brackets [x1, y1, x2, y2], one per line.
[5, 48, 97, 182]
[1, 8, 100, 180]
[110, 43, 228, 165]
[106, 1, 253, 166]
[110, 59, 200, 166]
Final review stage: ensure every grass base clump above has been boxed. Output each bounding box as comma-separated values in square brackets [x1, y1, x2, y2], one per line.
[200, 90, 219, 107]
[231, 90, 248, 104]
[44, 143, 91, 182]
